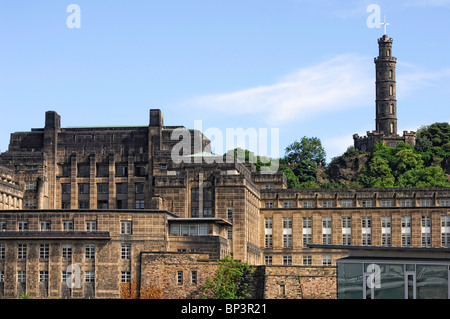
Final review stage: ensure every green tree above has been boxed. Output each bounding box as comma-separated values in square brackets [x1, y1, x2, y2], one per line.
[358, 156, 395, 188]
[281, 166, 301, 189]
[284, 137, 326, 166]
[200, 256, 254, 299]
[397, 166, 450, 187]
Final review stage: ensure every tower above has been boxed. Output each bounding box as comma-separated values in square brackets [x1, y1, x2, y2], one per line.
[375, 35, 397, 135]
[353, 26, 416, 152]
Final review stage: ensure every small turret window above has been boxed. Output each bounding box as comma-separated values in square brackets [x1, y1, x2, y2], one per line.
[389, 86, 393, 96]
[389, 70, 393, 79]
[390, 104, 394, 114]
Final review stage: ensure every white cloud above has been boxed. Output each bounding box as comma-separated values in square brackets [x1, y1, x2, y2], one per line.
[187, 54, 374, 126]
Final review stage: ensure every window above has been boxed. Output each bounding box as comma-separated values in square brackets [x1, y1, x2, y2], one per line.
[322, 217, 332, 245]
[97, 200, 108, 209]
[97, 165, 109, 177]
[121, 272, 131, 283]
[62, 165, 71, 177]
[135, 165, 146, 177]
[61, 183, 71, 194]
[265, 255, 272, 265]
[361, 200, 372, 208]
[0, 221, 5, 232]
[17, 271, 26, 283]
[39, 271, 48, 282]
[441, 216, 450, 247]
[191, 271, 198, 285]
[85, 271, 95, 283]
[78, 165, 90, 177]
[362, 217, 371, 246]
[135, 200, 145, 209]
[135, 183, 144, 194]
[62, 244, 72, 259]
[401, 216, 411, 247]
[227, 207, 233, 221]
[381, 216, 391, 246]
[40, 244, 49, 259]
[40, 221, 51, 231]
[283, 256, 292, 265]
[18, 221, 28, 231]
[85, 244, 95, 259]
[439, 199, 450, 207]
[63, 220, 74, 231]
[116, 199, 127, 209]
[303, 217, 312, 247]
[121, 221, 132, 235]
[322, 255, 332, 266]
[389, 85, 393, 96]
[282, 200, 293, 208]
[265, 201, 273, 208]
[97, 183, 109, 194]
[177, 271, 183, 284]
[341, 200, 352, 208]
[302, 200, 313, 208]
[422, 216, 431, 247]
[78, 183, 89, 194]
[265, 217, 272, 248]
[283, 218, 292, 248]
[380, 199, 392, 207]
[86, 221, 97, 232]
[302, 255, 312, 266]
[264, 184, 274, 190]
[25, 182, 37, 190]
[121, 244, 131, 259]
[400, 199, 412, 207]
[78, 200, 89, 209]
[0, 244, 5, 259]
[116, 165, 128, 177]
[321, 200, 332, 208]
[420, 199, 432, 207]
[342, 217, 352, 245]
[0, 271, 4, 283]
[18, 244, 27, 259]
[116, 183, 128, 194]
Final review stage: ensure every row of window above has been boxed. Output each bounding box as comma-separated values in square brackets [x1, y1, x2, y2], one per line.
[265, 199, 450, 209]
[60, 164, 146, 178]
[63, 199, 145, 209]
[264, 255, 332, 266]
[0, 243, 133, 260]
[0, 270, 96, 283]
[0, 220, 132, 234]
[61, 183, 145, 195]
[265, 216, 450, 248]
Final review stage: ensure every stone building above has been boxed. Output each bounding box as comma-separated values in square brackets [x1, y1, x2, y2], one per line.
[0, 166, 23, 210]
[354, 34, 416, 151]
[0, 33, 447, 299]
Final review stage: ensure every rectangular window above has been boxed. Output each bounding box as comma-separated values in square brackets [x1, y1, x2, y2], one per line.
[441, 216, 450, 247]
[381, 216, 391, 246]
[342, 217, 352, 245]
[86, 221, 97, 232]
[62, 244, 72, 259]
[78, 200, 89, 209]
[321, 200, 332, 208]
[227, 207, 233, 221]
[116, 183, 128, 194]
[39, 271, 48, 283]
[63, 220, 74, 231]
[439, 199, 450, 207]
[18, 244, 27, 259]
[78, 183, 90, 194]
[97, 165, 109, 177]
[283, 218, 292, 248]
[135, 200, 145, 209]
[420, 199, 432, 207]
[283, 256, 292, 265]
[322, 255, 332, 266]
[62, 165, 71, 177]
[265, 201, 273, 208]
[61, 183, 71, 194]
[302, 200, 313, 208]
[17, 271, 26, 283]
[361, 217, 371, 246]
[116, 165, 128, 177]
[121, 221, 132, 235]
[402, 216, 412, 247]
[322, 217, 332, 245]
[40, 244, 49, 259]
[78, 165, 90, 177]
[265, 256, 272, 265]
[85, 244, 95, 259]
[361, 200, 372, 208]
[18, 221, 28, 231]
[25, 182, 37, 190]
[177, 271, 183, 284]
[302, 255, 312, 266]
[121, 244, 131, 259]
[97, 183, 109, 194]
[85, 271, 95, 283]
[135, 165, 146, 177]
[282, 200, 293, 208]
[135, 183, 145, 194]
[191, 271, 198, 285]
[40, 220, 51, 231]
[303, 217, 312, 247]
[400, 199, 412, 207]
[422, 216, 431, 247]
[341, 200, 352, 208]
[121, 271, 131, 283]
[380, 199, 392, 207]
[265, 217, 273, 248]
[0, 244, 5, 259]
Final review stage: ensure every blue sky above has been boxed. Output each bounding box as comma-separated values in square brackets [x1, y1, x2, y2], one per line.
[0, 0, 449, 162]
